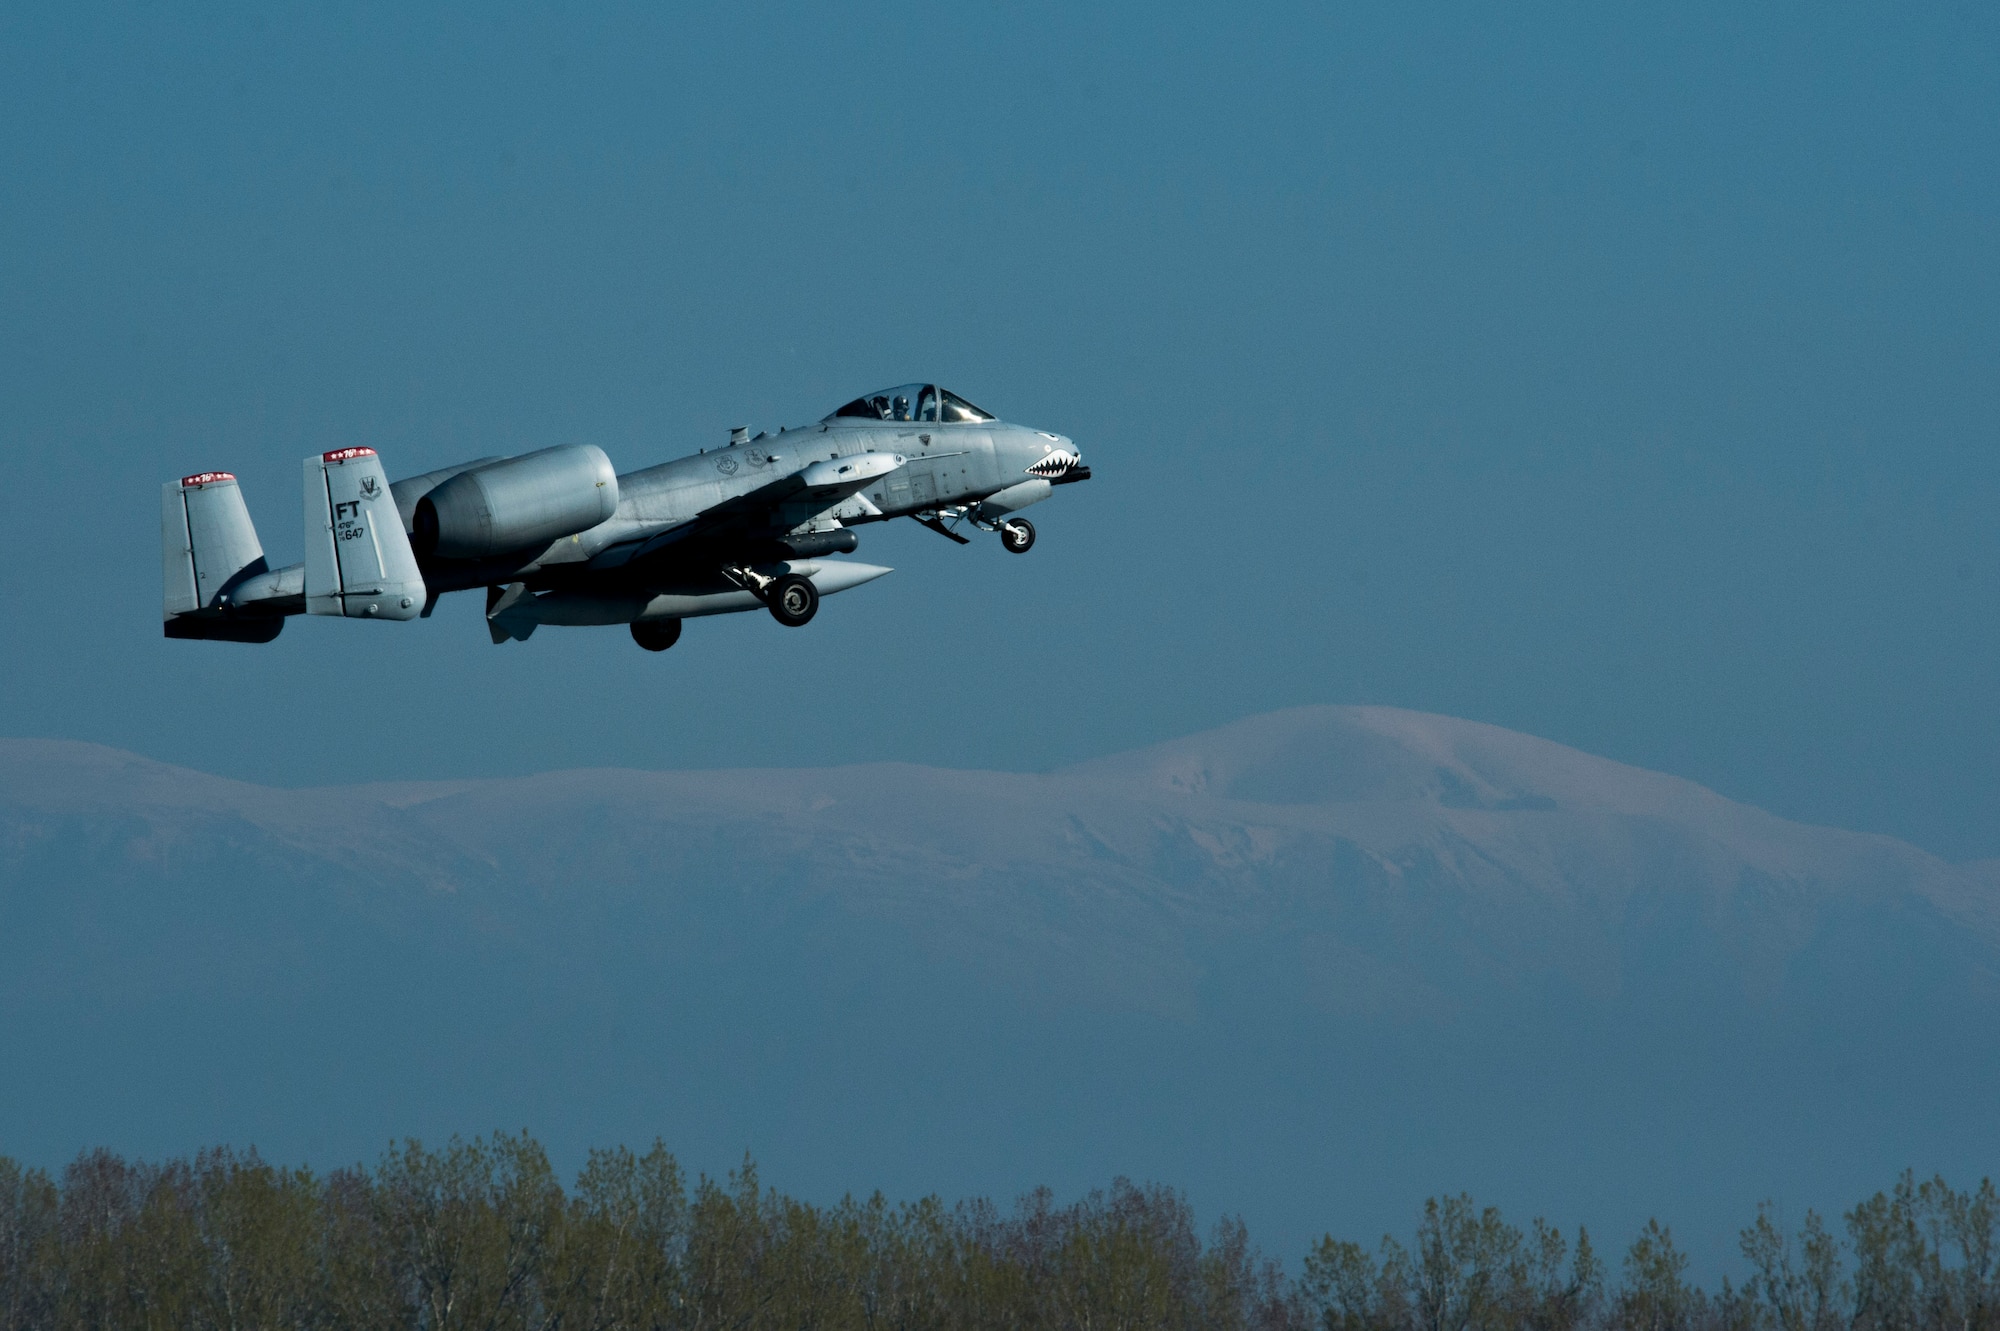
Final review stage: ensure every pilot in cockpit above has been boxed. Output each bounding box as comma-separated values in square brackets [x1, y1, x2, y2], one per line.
[830, 384, 981, 424]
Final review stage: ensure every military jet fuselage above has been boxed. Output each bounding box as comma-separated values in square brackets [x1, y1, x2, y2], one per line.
[161, 384, 1090, 650]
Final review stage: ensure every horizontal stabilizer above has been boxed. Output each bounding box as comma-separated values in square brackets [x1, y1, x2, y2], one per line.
[164, 614, 284, 643]
[304, 448, 426, 620]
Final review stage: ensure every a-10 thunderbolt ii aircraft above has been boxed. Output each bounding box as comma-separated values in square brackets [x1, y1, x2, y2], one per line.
[162, 384, 1090, 651]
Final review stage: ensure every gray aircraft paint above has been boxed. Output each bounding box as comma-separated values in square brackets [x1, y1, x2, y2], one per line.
[302, 448, 426, 621]
[161, 384, 1089, 648]
[491, 560, 895, 640]
[161, 474, 266, 616]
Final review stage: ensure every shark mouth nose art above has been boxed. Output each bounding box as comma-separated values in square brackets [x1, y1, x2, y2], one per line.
[1027, 449, 1083, 478]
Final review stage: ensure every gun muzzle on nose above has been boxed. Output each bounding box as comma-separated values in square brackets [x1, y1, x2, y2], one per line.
[1050, 463, 1092, 485]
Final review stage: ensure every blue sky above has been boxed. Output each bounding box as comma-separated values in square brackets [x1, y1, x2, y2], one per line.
[2, 1, 1996, 857]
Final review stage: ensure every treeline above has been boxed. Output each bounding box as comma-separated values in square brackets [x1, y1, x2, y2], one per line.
[0, 1135, 1992, 1330]
[1298, 1178, 1997, 1331]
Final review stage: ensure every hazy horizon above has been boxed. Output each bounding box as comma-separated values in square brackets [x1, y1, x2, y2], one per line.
[6, 703, 1997, 1282]
[17, 698, 2000, 870]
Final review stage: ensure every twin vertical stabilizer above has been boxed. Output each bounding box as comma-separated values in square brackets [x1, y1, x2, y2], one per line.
[161, 472, 287, 641]
[163, 448, 427, 639]
[163, 472, 266, 617]
[303, 448, 427, 619]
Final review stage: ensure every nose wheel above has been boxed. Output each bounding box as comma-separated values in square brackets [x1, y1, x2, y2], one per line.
[1000, 518, 1036, 554]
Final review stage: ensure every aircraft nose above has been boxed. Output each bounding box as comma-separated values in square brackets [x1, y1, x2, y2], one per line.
[1037, 435, 1090, 485]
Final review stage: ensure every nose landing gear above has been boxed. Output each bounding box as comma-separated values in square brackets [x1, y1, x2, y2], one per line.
[914, 507, 1039, 553]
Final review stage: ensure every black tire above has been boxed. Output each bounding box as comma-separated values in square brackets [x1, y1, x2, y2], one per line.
[766, 574, 819, 627]
[1001, 518, 1036, 553]
[630, 618, 683, 652]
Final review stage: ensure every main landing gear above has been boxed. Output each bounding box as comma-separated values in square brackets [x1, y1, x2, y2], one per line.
[999, 518, 1036, 554]
[631, 618, 682, 652]
[716, 566, 821, 627]
[629, 571, 817, 650]
[766, 574, 819, 627]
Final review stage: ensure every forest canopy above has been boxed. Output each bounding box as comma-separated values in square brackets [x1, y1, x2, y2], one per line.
[0, 1134, 1992, 1330]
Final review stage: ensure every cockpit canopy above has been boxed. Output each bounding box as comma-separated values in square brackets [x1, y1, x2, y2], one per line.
[826, 384, 996, 424]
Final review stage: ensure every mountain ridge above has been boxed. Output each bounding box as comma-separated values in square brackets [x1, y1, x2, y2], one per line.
[1, 704, 1973, 873]
[2, 706, 1995, 1266]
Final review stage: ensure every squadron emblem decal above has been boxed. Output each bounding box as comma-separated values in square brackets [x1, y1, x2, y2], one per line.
[716, 455, 739, 476]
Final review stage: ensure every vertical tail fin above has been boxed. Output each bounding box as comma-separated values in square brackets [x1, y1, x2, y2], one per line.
[304, 448, 427, 620]
[163, 473, 283, 641]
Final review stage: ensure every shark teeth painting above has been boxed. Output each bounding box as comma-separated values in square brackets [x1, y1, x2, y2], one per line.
[1026, 448, 1082, 478]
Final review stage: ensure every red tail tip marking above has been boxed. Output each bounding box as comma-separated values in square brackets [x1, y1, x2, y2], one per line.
[322, 447, 378, 462]
[179, 472, 236, 487]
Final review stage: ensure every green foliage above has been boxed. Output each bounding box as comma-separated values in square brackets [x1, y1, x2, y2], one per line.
[1612, 1219, 1695, 1331]
[1739, 1205, 1844, 1331]
[1847, 1172, 2000, 1331]
[0, 1157, 58, 1331]
[0, 1143, 1993, 1330]
[1297, 1196, 1598, 1331]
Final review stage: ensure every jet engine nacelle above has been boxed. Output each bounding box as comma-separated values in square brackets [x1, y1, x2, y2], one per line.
[412, 444, 619, 559]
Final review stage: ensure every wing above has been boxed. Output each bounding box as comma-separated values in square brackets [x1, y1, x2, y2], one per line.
[590, 452, 905, 571]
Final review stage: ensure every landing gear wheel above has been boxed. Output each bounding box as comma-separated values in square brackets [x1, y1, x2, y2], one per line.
[631, 618, 683, 652]
[766, 574, 819, 627]
[1000, 518, 1036, 554]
